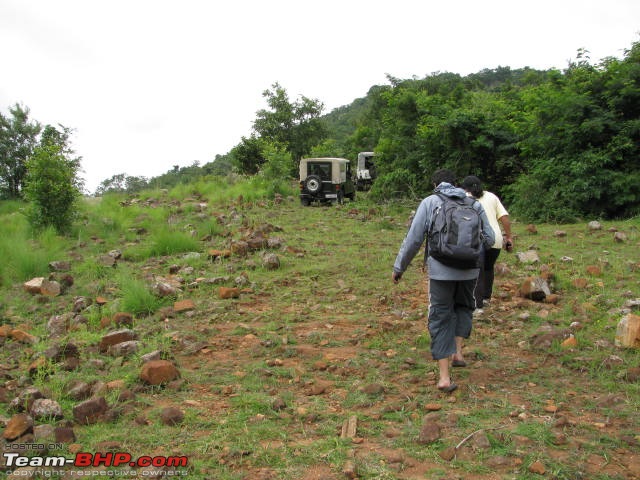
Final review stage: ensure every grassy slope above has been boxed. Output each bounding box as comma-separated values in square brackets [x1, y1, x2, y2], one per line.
[0, 182, 639, 479]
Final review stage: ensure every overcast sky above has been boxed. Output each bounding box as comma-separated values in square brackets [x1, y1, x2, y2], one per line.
[1, 0, 638, 193]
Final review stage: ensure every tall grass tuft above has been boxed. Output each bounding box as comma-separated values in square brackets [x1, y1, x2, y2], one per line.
[118, 274, 167, 317]
[0, 214, 67, 284]
[147, 230, 200, 257]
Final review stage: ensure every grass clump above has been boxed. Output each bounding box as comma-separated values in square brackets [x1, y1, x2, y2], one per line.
[147, 230, 201, 258]
[117, 273, 169, 316]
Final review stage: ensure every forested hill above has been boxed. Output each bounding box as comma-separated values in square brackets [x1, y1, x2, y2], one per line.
[320, 46, 640, 222]
[3, 41, 638, 222]
[81, 40, 640, 221]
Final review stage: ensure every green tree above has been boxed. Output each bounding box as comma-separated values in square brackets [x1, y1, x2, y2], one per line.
[96, 173, 149, 195]
[24, 125, 82, 234]
[230, 135, 266, 174]
[202, 154, 233, 176]
[506, 42, 640, 220]
[253, 83, 327, 165]
[258, 142, 294, 195]
[0, 104, 42, 198]
[95, 173, 128, 194]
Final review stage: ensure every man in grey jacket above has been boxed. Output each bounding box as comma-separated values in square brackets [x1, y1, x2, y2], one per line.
[392, 169, 495, 393]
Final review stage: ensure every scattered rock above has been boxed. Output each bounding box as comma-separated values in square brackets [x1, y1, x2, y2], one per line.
[613, 232, 627, 243]
[54, 426, 76, 443]
[219, 287, 240, 299]
[529, 460, 546, 475]
[614, 313, 640, 348]
[173, 299, 195, 313]
[417, 422, 441, 445]
[49, 261, 71, 272]
[140, 360, 180, 385]
[72, 397, 108, 425]
[272, 397, 287, 411]
[208, 249, 232, 259]
[98, 255, 117, 267]
[30, 399, 64, 420]
[361, 383, 385, 395]
[72, 296, 92, 313]
[10, 329, 39, 344]
[530, 328, 572, 349]
[439, 446, 457, 461]
[153, 281, 179, 297]
[47, 314, 70, 337]
[261, 252, 280, 270]
[473, 431, 491, 449]
[588, 221, 602, 231]
[625, 367, 640, 382]
[2, 414, 34, 441]
[40, 279, 61, 297]
[99, 329, 139, 353]
[586, 265, 602, 276]
[68, 381, 93, 401]
[517, 250, 540, 264]
[572, 278, 589, 289]
[44, 342, 80, 361]
[107, 340, 140, 357]
[561, 335, 578, 348]
[141, 351, 162, 363]
[113, 312, 134, 328]
[543, 294, 560, 304]
[160, 407, 184, 426]
[307, 381, 332, 396]
[340, 415, 358, 439]
[231, 241, 249, 256]
[520, 276, 551, 301]
[23, 277, 45, 294]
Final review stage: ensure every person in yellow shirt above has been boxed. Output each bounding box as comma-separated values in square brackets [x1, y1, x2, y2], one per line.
[461, 176, 513, 312]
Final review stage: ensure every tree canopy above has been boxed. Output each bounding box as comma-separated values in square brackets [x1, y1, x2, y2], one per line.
[5, 39, 639, 222]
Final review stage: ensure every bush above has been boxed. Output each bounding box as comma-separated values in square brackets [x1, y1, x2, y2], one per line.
[23, 144, 81, 234]
[369, 168, 419, 201]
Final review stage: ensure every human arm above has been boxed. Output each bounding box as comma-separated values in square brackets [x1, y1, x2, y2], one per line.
[392, 197, 432, 281]
[499, 214, 512, 251]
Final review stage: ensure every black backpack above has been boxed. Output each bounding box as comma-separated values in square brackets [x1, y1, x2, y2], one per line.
[427, 193, 483, 269]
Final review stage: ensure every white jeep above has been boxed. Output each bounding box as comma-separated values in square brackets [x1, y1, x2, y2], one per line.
[299, 157, 356, 206]
[355, 151, 376, 191]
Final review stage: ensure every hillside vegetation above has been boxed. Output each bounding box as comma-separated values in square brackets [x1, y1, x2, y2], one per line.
[0, 179, 639, 479]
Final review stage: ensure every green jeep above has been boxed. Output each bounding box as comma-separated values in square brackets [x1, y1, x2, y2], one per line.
[299, 157, 356, 206]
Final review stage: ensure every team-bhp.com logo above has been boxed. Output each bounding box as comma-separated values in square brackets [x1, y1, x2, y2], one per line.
[4, 451, 188, 475]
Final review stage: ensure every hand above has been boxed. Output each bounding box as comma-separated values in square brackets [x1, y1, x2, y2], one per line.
[504, 235, 513, 252]
[392, 271, 402, 283]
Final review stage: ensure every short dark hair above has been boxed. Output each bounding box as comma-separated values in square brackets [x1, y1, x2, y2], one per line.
[431, 169, 456, 186]
[461, 175, 484, 198]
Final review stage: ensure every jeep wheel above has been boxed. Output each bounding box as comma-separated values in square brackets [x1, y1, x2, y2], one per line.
[305, 175, 322, 194]
[300, 197, 310, 206]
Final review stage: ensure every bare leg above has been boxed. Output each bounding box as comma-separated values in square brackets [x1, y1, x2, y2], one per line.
[437, 358, 451, 388]
[452, 336, 464, 363]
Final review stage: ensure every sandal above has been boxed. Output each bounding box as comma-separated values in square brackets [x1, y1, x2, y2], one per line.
[437, 381, 458, 393]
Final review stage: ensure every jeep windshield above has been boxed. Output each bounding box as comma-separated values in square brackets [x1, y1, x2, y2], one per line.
[307, 162, 331, 180]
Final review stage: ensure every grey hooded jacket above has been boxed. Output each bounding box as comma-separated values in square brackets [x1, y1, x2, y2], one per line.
[393, 182, 495, 281]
